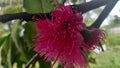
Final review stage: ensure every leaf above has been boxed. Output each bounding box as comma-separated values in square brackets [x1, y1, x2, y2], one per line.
[23, 21, 36, 49]
[23, 0, 54, 13]
[11, 20, 29, 63]
[1, 34, 11, 68]
[3, 5, 22, 14]
[71, 0, 77, 3]
[11, 20, 21, 51]
[39, 60, 51, 68]
[7, 45, 12, 68]
[7, 20, 29, 64]
[0, 32, 10, 46]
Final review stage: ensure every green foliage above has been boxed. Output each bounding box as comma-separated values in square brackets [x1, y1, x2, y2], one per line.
[102, 16, 120, 46]
[24, 22, 36, 49]
[102, 16, 120, 30]
[106, 33, 120, 46]
[0, 30, 10, 46]
[23, 0, 54, 13]
[1, 0, 53, 68]
[3, 5, 22, 14]
[90, 46, 120, 68]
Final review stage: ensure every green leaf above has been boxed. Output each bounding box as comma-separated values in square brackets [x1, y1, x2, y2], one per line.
[0, 32, 10, 46]
[24, 21, 36, 49]
[23, 0, 54, 13]
[11, 21, 29, 63]
[7, 45, 12, 68]
[71, 0, 77, 3]
[39, 60, 51, 68]
[1, 34, 11, 68]
[11, 20, 21, 51]
[4, 5, 22, 14]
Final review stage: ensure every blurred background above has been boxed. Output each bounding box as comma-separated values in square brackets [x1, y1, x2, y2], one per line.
[0, 0, 120, 68]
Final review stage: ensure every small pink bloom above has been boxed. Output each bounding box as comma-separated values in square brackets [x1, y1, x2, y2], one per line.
[33, 5, 105, 68]
[81, 28, 106, 50]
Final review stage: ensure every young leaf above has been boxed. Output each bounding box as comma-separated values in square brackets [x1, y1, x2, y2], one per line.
[23, 0, 54, 13]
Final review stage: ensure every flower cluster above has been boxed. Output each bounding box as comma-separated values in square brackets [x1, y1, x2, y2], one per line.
[33, 6, 106, 68]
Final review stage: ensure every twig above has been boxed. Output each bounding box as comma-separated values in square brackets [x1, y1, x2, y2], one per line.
[25, 53, 39, 68]
[90, 0, 118, 28]
[0, 12, 34, 23]
[0, 12, 51, 23]
[72, 0, 110, 13]
[0, 0, 111, 23]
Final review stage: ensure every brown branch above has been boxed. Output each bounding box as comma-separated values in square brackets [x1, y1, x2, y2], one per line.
[25, 53, 39, 68]
[72, 0, 110, 13]
[90, 0, 118, 28]
[0, 12, 51, 23]
[0, 0, 112, 23]
[0, 12, 34, 23]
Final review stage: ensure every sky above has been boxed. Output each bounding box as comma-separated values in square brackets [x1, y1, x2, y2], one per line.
[101, 0, 120, 26]
[84, 0, 120, 26]
[110, 0, 120, 17]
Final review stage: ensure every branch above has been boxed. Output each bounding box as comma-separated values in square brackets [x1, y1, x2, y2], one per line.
[0, 12, 51, 23]
[0, 0, 111, 23]
[72, 0, 110, 13]
[90, 0, 118, 28]
[25, 53, 39, 68]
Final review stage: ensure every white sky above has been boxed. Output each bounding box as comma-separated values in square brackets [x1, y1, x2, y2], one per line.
[110, 0, 120, 17]
[101, 1, 120, 26]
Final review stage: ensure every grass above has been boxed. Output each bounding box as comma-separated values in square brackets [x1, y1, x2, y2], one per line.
[90, 46, 120, 68]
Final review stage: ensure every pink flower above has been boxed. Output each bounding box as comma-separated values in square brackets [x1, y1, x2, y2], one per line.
[33, 5, 105, 68]
[81, 28, 106, 50]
